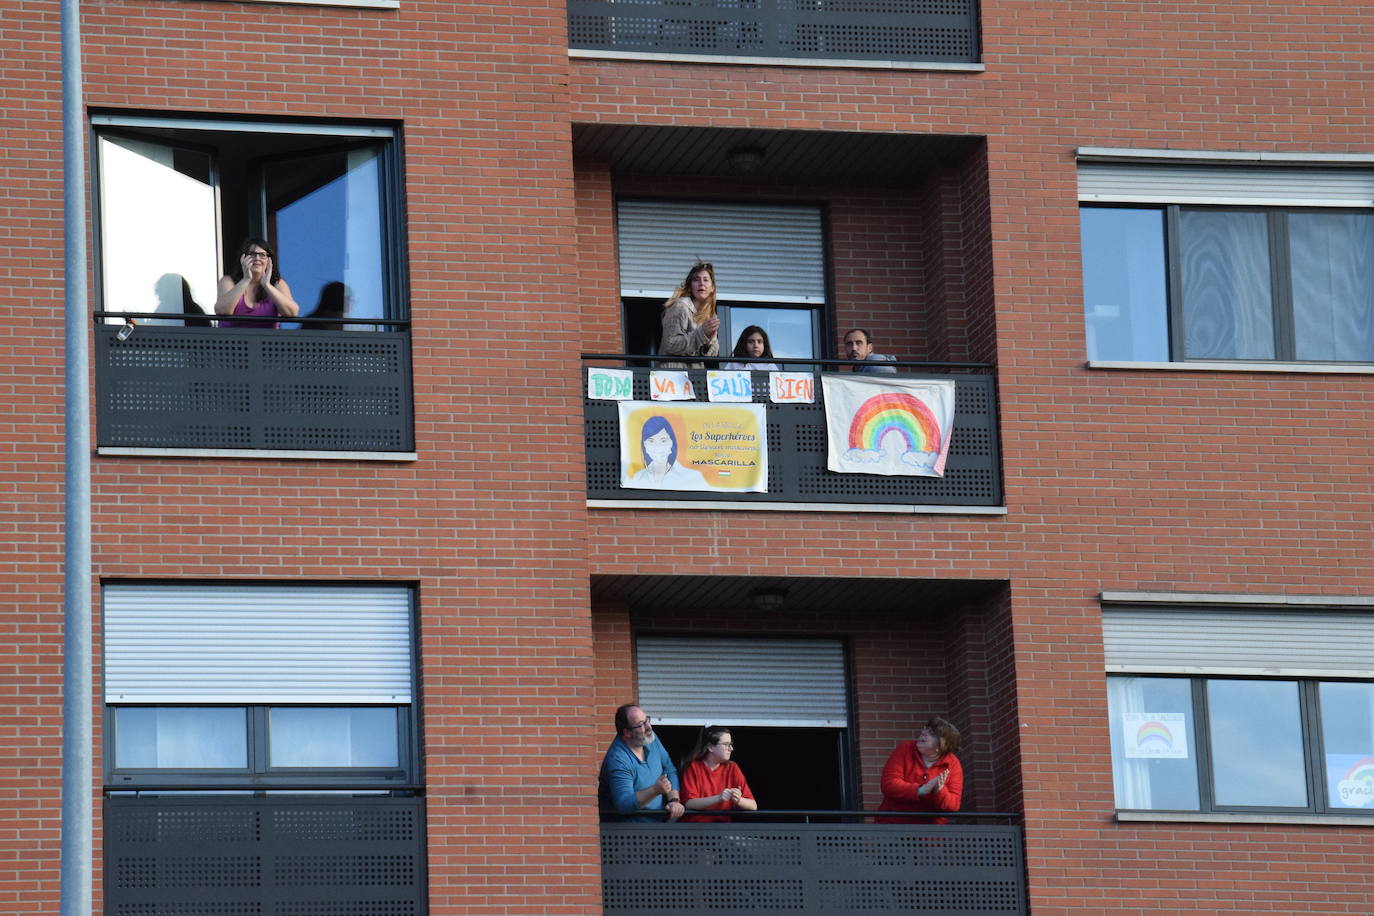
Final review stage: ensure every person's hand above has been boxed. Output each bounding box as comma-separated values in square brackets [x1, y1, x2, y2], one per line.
[240, 253, 256, 280]
[920, 771, 948, 795]
[655, 775, 673, 796]
[666, 800, 685, 822]
[260, 256, 274, 285]
[703, 316, 720, 338]
[720, 787, 742, 805]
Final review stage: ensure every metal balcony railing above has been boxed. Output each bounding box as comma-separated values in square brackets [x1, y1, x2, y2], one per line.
[583, 359, 1002, 508]
[568, 0, 981, 65]
[601, 812, 1026, 915]
[93, 322, 414, 453]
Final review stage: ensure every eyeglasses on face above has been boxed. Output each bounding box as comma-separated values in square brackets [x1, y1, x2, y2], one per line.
[246, 250, 270, 260]
[628, 716, 654, 731]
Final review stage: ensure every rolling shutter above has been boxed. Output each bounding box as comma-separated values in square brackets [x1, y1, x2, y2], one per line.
[104, 584, 413, 703]
[1102, 606, 1374, 678]
[617, 200, 826, 303]
[1078, 161, 1374, 207]
[636, 636, 848, 727]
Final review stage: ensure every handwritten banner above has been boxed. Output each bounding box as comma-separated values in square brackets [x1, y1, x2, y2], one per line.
[769, 372, 815, 404]
[618, 401, 768, 493]
[1122, 712, 1189, 760]
[587, 367, 633, 401]
[649, 370, 695, 401]
[706, 370, 754, 402]
[821, 375, 956, 477]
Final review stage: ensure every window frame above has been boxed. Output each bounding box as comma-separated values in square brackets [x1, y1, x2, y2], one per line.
[1107, 673, 1374, 819]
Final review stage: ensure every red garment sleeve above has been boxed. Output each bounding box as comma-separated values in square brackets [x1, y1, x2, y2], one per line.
[879, 742, 924, 804]
[928, 755, 963, 812]
[680, 759, 709, 804]
[731, 762, 755, 802]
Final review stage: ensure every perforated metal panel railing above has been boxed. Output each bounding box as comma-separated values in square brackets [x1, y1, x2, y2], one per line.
[568, 0, 981, 64]
[94, 325, 414, 452]
[584, 367, 1002, 507]
[602, 822, 1026, 914]
[104, 796, 427, 915]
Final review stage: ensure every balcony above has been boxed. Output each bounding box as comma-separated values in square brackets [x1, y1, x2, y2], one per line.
[94, 323, 414, 455]
[584, 362, 1002, 510]
[602, 815, 1026, 915]
[568, 0, 981, 66]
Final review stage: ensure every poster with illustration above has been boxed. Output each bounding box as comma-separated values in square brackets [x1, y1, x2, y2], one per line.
[1122, 712, 1189, 759]
[618, 401, 767, 493]
[821, 376, 956, 477]
[1326, 755, 1374, 809]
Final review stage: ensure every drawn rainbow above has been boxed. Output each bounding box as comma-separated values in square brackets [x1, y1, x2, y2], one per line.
[1343, 758, 1374, 785]
[1134, 721, 1174, 751]
[846, 392, 943, 453]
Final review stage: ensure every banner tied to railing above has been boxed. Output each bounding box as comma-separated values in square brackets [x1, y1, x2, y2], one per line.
[618, 401, 768, 493]
[821, 376, 956, 477]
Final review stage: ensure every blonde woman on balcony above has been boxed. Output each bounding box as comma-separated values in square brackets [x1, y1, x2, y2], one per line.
[658, 261, 720, 368]
[679, 725, 757, 822]
[879, 717, 963, 824]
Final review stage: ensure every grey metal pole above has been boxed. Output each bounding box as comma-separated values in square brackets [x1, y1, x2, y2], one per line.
[60, 0, 92, 911]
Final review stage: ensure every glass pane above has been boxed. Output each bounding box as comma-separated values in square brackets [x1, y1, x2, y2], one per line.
[1080, 207, 1169, 361]
[98, 136, 219, 325]
[1106, 676, 1199, 810]
[722, 306, 816, 362]
[1179, 210, 1274, 359]
[1207, 680, 1307, 807]
[269, 707, 400, 768]
[1289, 212, 1374, 362]
[114, 707, 247, 769]
[267, 146, 388, 328]
[1318, 682, 1374, 811]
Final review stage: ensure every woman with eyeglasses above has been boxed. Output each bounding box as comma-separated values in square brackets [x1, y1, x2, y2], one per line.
[658, 261, 720, 368]
[215, 236, 300, 328]
[679, 725, 757, 822]
[878, 717, 963, 824]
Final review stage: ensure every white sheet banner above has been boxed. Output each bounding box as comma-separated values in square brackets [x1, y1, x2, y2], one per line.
[821, 375, 956, 477]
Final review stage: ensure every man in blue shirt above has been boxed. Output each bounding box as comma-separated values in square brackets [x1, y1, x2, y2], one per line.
[843, 328, 899, 373]
[598, 703, 684, 821]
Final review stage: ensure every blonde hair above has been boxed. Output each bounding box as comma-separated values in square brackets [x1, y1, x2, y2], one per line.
[665, 262, 717, 324]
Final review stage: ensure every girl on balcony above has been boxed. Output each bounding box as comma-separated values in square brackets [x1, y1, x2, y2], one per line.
[721, 325, 781, 372]
[215, 237, 300, 328]
[679, 726, 757, 822]
[879, 717, 964, 824]
[658, 261, 720, 368]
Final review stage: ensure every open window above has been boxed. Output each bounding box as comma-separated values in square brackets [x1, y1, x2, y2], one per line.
[93, 115, 405, 330]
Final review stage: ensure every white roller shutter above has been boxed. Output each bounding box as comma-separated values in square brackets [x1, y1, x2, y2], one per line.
[1102, 606, 1374, 678]
[617, 200, 826, 303]
[636, 636, 848, 727]
[1078, 161, 1374, 208]
[104, 584, 413, 703]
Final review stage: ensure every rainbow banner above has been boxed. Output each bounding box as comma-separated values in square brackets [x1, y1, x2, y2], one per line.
[1327, 754, 1374, 809]
[619, 401, 768, 493]
[821, 376, 956, 477]
[1122, 712, 1188, 759]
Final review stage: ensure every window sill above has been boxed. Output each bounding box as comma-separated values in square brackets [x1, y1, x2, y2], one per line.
[1117, 810, 1374, 827]
[588, 499, 1007, 515]
[569, 49, 985, 72]
[98, 447, 417, 462]
[1087, 359, 1374, 374]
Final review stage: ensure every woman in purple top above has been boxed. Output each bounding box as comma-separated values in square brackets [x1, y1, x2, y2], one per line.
[214, 237, 300, 328]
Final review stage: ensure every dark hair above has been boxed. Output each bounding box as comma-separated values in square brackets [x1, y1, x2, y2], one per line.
[731, 325, 774, 360]
[681, 725, 732, 771]
[231, 236, 281, 285]
[614, 703, 642, 734]
[925, 716, 961, 757]
[312, 281, 348, 329]
[640, 415, 678, 468]
[844, 328, 873, 345]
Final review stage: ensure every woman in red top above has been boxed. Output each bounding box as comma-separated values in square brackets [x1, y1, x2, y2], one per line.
[878, 717, 963, 824]
[679, 726, 758, 822]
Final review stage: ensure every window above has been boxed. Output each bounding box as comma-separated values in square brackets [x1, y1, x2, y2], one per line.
[104, 583, 417, 788]
[1108, 676, 1374, 815]
[93, 115, 405, 330]
[1102, 599, 1374, 818]
[1078, 154, 1374, 365]
[616, 200, 827, 364]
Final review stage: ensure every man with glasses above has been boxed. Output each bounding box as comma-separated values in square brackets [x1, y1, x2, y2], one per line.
[598, 703, 685, 821]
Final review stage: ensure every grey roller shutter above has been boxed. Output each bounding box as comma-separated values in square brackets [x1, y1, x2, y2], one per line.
[617, 199, 826, 303]
[1078, 161, 1374, 207]
[636, 636, 848, 727]
[1102, 606, 1374, 678]
[104, 584, 413, 703]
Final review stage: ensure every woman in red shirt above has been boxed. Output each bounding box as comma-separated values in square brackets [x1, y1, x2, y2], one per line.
[679, 726, 758, 822]
[878, 717, 963, 824]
